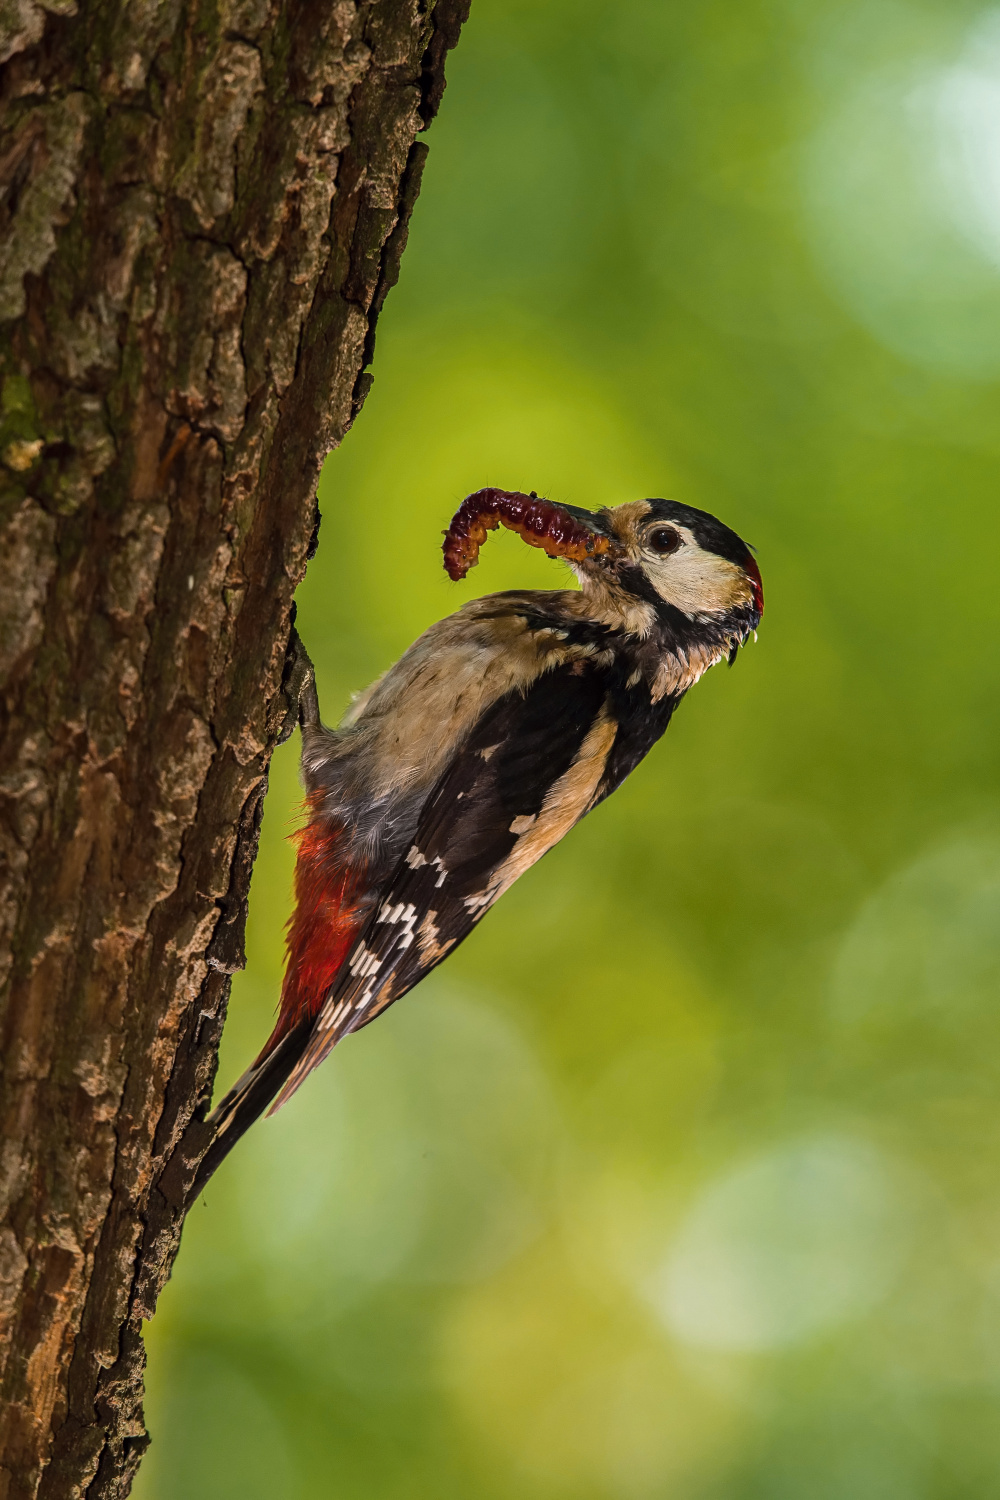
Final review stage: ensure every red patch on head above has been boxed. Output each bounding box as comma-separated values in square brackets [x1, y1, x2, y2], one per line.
[744, 553, 764, 617]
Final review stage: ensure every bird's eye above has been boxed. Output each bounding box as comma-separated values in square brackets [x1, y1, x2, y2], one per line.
[648, 526, 681, 555]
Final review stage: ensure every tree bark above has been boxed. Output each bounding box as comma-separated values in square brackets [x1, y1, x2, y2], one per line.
[0, 1, 468, 1494]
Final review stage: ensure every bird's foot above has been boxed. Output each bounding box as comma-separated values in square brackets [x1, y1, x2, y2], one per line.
[279, 626, 320, 742]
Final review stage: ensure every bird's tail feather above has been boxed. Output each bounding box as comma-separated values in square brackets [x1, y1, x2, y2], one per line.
[189, 1018, 313, 1204]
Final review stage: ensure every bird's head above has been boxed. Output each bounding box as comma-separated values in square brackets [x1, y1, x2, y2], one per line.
[577, 498, 763, 631]
[442, 489, 763, 639]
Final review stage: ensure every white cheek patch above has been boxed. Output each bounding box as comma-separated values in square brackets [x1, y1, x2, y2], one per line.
[646, 533, 750, 616]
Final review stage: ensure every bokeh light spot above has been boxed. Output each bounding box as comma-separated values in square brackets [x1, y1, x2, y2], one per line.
[649, 1134, 914, 1351]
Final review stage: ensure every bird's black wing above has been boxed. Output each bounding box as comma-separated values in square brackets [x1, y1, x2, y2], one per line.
[591, 674, 681, 809]
[272, 661, 618, 1106]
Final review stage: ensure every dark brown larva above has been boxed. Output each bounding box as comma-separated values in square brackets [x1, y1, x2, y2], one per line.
[442, 488, 614, 581]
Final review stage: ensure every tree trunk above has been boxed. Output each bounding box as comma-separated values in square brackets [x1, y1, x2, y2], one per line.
[0, 1, 468, 1494]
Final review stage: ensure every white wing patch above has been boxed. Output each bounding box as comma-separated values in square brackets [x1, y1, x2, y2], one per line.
[314, 941, 391, 1036]
[405, 843, 448, 887]
[417, 911, 456, 964]
[378, 901, 419, 947]
[318, 995, 353, 1033]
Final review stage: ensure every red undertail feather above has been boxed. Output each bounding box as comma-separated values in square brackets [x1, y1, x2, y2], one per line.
[255, 800, 365, 1064]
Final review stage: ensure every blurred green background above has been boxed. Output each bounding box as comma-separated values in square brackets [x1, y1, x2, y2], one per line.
[136, 1, 1000, 1495]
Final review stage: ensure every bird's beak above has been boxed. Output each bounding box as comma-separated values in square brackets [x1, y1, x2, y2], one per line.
[443, 489, 618, 581]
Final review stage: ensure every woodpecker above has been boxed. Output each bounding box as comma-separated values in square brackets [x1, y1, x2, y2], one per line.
[194, 489, 763, 1194]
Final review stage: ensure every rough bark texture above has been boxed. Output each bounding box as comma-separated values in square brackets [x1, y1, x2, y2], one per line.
[0, 1, 469, 1495]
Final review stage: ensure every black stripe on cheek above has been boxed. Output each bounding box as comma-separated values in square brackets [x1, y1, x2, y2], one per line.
[618, 565, 730, 644]
[615, 563, 664, 609]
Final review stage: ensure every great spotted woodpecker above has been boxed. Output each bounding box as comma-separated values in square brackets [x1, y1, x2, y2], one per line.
[194, 489, 763, 1192]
